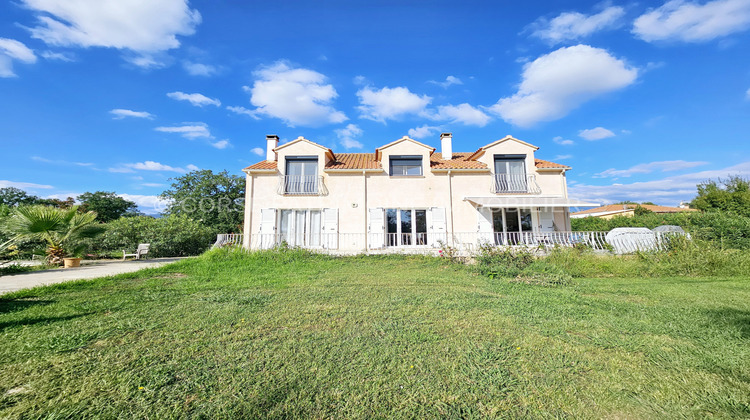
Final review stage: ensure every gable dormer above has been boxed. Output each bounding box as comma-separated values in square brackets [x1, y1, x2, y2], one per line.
[468, 135, 538, 174]
[274, 136, 335, 176]
[375, 136, 435, 177]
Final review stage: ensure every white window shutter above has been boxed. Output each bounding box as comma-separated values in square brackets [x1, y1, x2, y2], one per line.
[323, 208, 339, 249]
[259, 208, 277, 249]
[429, 207, 447, 247]
[368, 208, 385, 249]
[539, 208, 554, 232]
[477, 207, 494, 245]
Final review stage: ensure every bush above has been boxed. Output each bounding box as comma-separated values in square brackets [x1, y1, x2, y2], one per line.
[0, 263, 35, 276]
[542, 239, 750, 278]
[572, 211, 750, 250]
[89, 215, 216, 258]
[473, 243, 536, 278]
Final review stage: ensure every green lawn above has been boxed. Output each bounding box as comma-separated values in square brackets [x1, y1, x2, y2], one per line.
[1, 248, 749, 418]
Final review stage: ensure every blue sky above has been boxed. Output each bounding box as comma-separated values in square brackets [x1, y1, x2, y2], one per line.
[1, 0, 750, 214]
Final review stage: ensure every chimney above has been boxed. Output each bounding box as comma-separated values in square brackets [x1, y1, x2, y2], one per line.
[266, 135, 279, 161]
[440, 132, 452, 160]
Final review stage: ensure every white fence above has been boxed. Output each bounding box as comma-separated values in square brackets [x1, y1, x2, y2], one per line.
[214, 230, 685, 255]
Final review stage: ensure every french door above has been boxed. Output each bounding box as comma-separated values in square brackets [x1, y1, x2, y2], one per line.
[491, 208, 533, 245]
[385, 209, 427, 246]
[279, 209, 322, 247]
[285, 158, 318, 194]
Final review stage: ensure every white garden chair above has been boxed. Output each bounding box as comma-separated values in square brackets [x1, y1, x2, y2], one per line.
[123, 243, 150, 260]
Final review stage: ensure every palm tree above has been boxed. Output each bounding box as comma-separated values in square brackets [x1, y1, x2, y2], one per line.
[6, 205, 104, 265]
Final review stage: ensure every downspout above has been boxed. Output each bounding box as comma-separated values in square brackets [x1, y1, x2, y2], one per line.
[243, 173, 254, 250]
[448, 170, 455, 245]
[363, 170, 368, 252]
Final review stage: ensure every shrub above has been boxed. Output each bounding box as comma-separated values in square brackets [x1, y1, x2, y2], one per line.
[571, 211, 750, 250]
[0, 263, 35, 276]
[91, 215, 216, 257]
[473, 243, 536, 278]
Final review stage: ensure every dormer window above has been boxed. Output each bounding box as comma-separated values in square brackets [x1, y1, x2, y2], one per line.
[284, 156, 318, 194]
[494, 154, 527, 193]
[389, 156, 423, 176]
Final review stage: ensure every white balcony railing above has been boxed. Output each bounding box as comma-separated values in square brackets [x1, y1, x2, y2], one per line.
[491, 173, 541, 194]
[277, 175, 328, 196]
[216, 231, 685, 255]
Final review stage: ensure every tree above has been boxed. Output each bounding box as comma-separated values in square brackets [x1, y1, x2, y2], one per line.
[634, 205, 653, 216]
[160, 169, 245, 233]
[35, 196, 76, 209]
[691, 176, 750, 218]
[77, 191, 138, 222]
[6, 205, 104, 265]
[0, 187, 38, 207]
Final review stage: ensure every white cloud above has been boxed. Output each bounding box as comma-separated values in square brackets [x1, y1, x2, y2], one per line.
[211, 139, 231, 149]
[167, 91, 220, 107]
[110, 161, 198, 174]
[633, 0, 750, 43]
[432, 103, 491, 127]
[118, 193, 169, 215]
[244, 61, 347, 127]
[746, 87, 750, 99]
[428, 75, 463, 88]
[357, 85, 431, 122]
[110, 108, 154, 119]
[21, 0, 201, 67]
[408, 125, 442, 140]
[579, 127, 616, 140]
[0, 38, 37, 77]
[182, 60, 218, 76]
[553, 154, 573, 161]
[251, 147, 265, 156]
[155, 123, 211, 139]
[227, 105, 259, 119]
[553, 136, 575, 145]
[529, 6, 626, 44]
[570, 161, 750, 205]
[141, 183, 164, 187]
[335, 124, 364, 149]
[31, 156, 94, 167]
[594, 160, 709, 178]
[0, 180, 53, 189]
[488, 45, 638, 127]
[40, 50, 74, 61]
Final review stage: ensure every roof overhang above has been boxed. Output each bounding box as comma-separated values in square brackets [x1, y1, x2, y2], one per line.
[375, 136, 436, 161]
[274, 136, 335, 161]
[324, 168, 384, 173]
[464, 196, 600, 208]
[431, 168, 491, 173]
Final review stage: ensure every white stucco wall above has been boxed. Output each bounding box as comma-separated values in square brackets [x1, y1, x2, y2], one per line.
[243, 136, 573, 249]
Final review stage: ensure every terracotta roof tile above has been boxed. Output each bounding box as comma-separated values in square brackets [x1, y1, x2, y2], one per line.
[244, 160, 277, 171]
[430, 152, 489, 170]
[535, 159, 570, 169]
[325, 153, 382, 170]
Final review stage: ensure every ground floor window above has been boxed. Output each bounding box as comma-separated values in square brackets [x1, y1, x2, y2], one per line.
[491, 208, 533, 245]
[385, 208, 427, 246]
[279, 209, 322, 247]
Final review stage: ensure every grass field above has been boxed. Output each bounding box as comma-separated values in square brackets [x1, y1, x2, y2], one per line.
[1, 248, 749, 418]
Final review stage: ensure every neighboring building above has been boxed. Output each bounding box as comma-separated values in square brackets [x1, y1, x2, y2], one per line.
[571, 204, 699, 219]
[242, 133, 597, 252]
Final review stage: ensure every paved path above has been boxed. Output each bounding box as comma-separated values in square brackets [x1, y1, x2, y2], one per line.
[0, 258, 187, 295]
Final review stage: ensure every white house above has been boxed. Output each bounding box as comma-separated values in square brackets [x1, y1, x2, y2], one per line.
[241, 133, 597, 252]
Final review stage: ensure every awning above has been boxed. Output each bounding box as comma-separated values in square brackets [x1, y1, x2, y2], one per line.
[464, 196, 599, 208]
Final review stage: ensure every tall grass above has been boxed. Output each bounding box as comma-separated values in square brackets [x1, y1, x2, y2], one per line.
[472, 237, 750, 281]
[572, 211, 750, 249]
